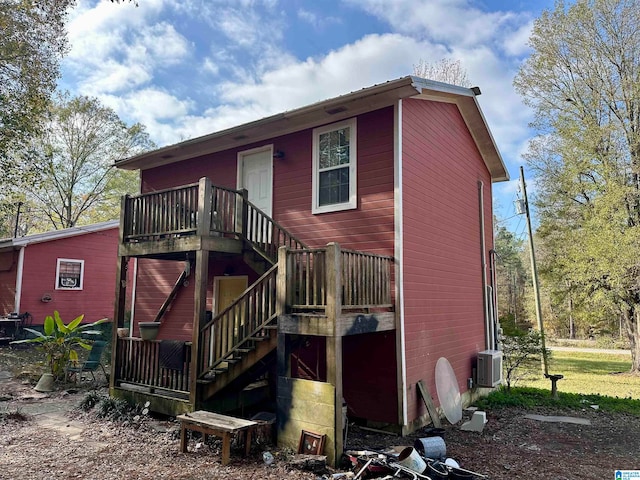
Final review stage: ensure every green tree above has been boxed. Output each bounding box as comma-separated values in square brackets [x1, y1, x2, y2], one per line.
[0, 0, 74, 192]
[514, 0, 640, 370]
[25, 93, 153, 230]
[494, 224, 527, 330]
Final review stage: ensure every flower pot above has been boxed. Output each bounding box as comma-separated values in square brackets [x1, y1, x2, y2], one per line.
[34, 373, 55, 392]
[138, 322, 160, 341]
[117, 328, 130, 338]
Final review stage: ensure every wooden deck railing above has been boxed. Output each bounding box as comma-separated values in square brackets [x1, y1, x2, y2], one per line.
[121, 178, 307, 263]
[341, 249, 393, 308]
[285, 249, 327, 309]
[123, 183, 200, 241]
[283, 244, 393, 311]
[114, 337, 192, 395]
[198, 264, 278, 378]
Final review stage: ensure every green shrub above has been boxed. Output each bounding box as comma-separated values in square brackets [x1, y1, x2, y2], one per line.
[501, 329, 550, 391]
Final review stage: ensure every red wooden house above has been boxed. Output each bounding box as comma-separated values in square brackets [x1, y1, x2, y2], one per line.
[0, 221, 121, 334]
[110, 76, 508, 464]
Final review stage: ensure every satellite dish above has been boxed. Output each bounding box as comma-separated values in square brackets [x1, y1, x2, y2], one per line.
[435, 357, 462, 424]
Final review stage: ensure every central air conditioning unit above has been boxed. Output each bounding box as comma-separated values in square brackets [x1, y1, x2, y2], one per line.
[476, 349, 503, 387]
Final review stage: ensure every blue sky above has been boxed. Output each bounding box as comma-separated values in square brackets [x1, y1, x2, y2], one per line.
[59, 0, 557, 234]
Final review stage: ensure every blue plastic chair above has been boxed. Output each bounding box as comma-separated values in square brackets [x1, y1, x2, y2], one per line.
[67, 340, 108, 383]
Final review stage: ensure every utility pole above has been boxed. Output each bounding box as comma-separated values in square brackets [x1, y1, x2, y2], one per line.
[14, 202, 23, 238]
[519, 166, 549, 376]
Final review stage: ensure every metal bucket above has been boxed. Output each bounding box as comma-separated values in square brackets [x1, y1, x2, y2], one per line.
[397, 447, 427, 474]
[414, 436, 447, 460]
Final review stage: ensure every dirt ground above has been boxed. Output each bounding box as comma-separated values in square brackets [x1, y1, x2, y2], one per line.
[1, 346, 639, 479]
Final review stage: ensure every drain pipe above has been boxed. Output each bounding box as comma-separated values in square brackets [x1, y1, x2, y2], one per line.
[478, 181, 491, 351]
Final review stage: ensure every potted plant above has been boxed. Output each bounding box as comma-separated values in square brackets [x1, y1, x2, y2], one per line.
[138, 322, 160, 341]
[11, 311, 110, 387]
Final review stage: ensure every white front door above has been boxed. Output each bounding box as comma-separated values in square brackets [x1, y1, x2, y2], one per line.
[238, 146, 273, 217]
[238, 146, 273, 243]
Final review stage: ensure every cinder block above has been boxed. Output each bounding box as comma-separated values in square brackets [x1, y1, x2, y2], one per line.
[460, 411, 487, 432]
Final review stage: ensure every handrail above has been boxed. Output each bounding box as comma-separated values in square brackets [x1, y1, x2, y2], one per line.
[122, 179, 308, 260]
[198, 263, 278, 378]
[286, 246, 394, 310]
[123, 183, 200, 241]
[241, 195, 308, 261]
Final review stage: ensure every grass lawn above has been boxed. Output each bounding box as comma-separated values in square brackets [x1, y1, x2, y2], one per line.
[518, 350, 639, 399]
[473, 350, 640, 415]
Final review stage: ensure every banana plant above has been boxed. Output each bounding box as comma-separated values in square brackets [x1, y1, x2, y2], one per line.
[12, 311, 110, 381]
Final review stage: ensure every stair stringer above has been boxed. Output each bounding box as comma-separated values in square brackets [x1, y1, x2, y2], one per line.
[199, 327, 278, 400]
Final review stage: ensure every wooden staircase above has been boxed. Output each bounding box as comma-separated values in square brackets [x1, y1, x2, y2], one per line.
[114, 177, 394, 412]
[197, 196, 308, 400]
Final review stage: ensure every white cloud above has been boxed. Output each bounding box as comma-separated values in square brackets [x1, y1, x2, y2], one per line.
[297, 8, 342, 29]
[349, 0, 526, 49]
[64, 0, 191, 96]
[502, 21, 534, 57]
[59, 0, 540, 185]
[216, 33, 442, 114]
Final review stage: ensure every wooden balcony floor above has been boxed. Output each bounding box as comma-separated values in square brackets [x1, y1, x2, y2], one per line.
[119, 234, 243, 259]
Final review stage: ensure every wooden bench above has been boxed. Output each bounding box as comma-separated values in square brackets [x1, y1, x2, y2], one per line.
[177, 411, 259, 465]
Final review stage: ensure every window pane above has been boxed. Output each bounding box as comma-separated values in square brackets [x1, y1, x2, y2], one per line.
[58, 261, 81, 288]
[318, 127, 350, 170]
[319, 167, 350, 206]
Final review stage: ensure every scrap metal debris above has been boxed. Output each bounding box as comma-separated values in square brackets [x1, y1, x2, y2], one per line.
[338, 440, 489, 479]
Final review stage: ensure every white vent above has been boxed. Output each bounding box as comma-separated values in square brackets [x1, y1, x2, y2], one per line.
[477, 350, 502, 387]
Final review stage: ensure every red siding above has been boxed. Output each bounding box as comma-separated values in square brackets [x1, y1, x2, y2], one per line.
[17, 228, 121, 325]
[133, 257, 260, 341]
[0, 251, 18, 315]
[274, 108, 395, 254]
[141, 107, 396, 255]
[401, 98, 493, 423]
[138, 108, 399, 422]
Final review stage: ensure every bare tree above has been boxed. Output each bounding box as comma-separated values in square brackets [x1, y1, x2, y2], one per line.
[413, 58, 471, 87]
[25, 93, 153, 230]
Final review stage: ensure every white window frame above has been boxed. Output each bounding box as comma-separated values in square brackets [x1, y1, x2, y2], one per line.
[55, 258, 84, 290]
[312, 118, 357, 214]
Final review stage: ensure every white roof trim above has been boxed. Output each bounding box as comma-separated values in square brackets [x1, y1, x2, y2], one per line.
[0, 220, 119, 250]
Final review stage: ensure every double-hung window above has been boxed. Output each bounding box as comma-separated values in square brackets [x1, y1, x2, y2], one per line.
[55, 259, 84, 290]
[312, 118, 357, 214]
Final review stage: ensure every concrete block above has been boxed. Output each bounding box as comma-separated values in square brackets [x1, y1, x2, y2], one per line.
[460, 411, 487, 432]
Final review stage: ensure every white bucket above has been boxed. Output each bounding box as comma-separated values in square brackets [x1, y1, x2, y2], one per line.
[397, 447, 427, 474]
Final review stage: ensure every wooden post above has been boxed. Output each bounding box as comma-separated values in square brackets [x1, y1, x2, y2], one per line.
[325, 242, 343, 464]
[110, 255, 128, 391]
[325, 243, 342, 320]
[197, 177, 212, 236]
[276, 246, 288, 315]
[119, 195, 129, 243]
[236, 188, 249, 238]
[190, 249, 209, 408]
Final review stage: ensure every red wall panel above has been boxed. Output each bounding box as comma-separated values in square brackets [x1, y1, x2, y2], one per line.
[18, 228, 121, 325]
[141, 107, 396, 255]
[133, 257, 260, 341]
[138, 108, 399, 421]
[401, 98, 494, 423]
[0, 251, 18, 315]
